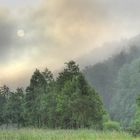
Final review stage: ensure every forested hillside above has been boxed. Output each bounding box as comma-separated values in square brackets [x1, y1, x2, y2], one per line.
[111, 58, 140, 127]
[83, 46, 140, 127]
[1, 46, 140, 130]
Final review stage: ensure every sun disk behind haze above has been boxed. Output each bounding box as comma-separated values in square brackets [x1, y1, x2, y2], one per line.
[17, 29, 25, 38]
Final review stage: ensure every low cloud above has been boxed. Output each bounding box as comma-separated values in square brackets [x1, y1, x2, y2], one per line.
[19, 0, 110, 71]
[1, 0, 140, 88]
[0, 9, 17, 61]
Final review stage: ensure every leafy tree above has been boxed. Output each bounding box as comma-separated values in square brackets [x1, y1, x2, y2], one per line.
[55, 62, 105, 129]
[0, 85, 11, 125]
[24, 69, 46, 127]
[5, 88, 24, 127]
[57, 61, 79, 89]
[24, 68, 54, 127]
[0, 86, 10, 124]
[0, 61, 105, 129]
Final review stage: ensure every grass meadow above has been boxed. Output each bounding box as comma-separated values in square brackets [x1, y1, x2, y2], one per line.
[0, 129, 139, 140]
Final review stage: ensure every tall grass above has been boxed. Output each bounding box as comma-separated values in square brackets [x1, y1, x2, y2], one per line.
[0, 129, 138, 140]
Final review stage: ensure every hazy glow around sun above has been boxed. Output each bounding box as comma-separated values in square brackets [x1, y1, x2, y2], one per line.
[17, 29, 25, 37]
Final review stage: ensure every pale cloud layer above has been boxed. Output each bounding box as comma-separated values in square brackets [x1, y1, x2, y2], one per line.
[0, 0, 140, 88]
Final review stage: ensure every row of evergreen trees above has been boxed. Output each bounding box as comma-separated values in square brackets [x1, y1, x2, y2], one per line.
[0, 61, 105, 129]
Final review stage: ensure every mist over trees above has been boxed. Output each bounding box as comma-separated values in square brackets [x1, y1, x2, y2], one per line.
[0, 61, 105, 129]
[84, 46, 140, 128]
[1, 46, 140, 131]
[110, 58, 140, 127]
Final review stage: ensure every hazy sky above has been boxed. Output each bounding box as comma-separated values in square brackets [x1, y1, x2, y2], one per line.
[0, 0, 140, 89]
[0, 0, 39, 8]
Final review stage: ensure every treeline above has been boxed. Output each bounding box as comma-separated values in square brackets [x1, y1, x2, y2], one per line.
[0, 61, 105, 129]
[84, 46, 140, 128]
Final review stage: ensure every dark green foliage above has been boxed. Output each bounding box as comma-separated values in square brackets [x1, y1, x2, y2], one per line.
[55, 73, 105, 128]
[5, 88, 24, 127]
[46, 61, 105, 129]
[56, 61, 80, 90]
[0, 61, 105, 129]
[0, 85, 10, 124]
[131, 95, 140, 136]
[24, 69, 53, 127]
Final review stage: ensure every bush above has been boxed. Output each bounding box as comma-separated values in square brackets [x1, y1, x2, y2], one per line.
[103, 121, 120, 131]
[130, 106, 140, 136]
[131, 119, 140, 136]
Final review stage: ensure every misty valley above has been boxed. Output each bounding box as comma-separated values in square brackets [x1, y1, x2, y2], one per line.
[1, 0, 140, 139]
[1, 46, 140, 139]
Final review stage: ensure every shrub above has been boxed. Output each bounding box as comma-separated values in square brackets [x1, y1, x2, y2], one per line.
[131, 105, 140, 136]
[131, 118, 140, 136]
[103, 121, 120, 131]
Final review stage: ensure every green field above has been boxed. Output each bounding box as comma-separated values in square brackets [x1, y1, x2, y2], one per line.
[0, 129, 139, 140]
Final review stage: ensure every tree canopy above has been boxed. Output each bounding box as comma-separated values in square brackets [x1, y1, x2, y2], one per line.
[0, 61, 105, 129]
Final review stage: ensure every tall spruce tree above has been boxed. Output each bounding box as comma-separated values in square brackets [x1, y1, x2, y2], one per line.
[55, 61, 105, 128]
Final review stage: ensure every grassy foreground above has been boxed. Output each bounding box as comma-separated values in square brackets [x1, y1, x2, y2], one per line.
[0, 129, 139, 140]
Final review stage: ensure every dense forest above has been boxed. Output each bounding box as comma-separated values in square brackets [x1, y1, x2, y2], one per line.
[84, 46, 140, 128]
[1, 46, 140, 134]
[0, 61, 105, 129]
